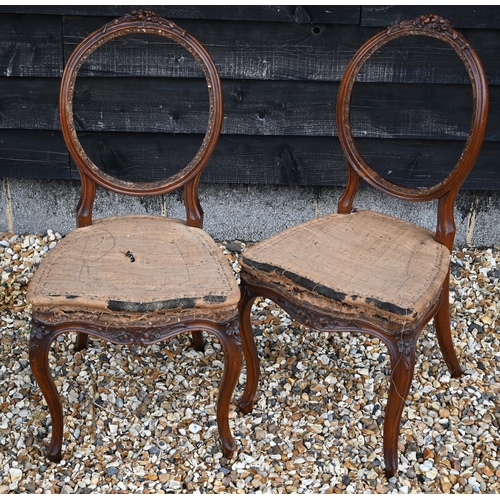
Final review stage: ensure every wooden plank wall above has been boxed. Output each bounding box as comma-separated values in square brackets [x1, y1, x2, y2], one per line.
[0, 5, 498, 190]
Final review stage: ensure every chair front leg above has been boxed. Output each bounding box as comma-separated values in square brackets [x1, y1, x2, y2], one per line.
[214, 319, 243, 458]
[29, 320, 64, 462]
[383, 332, 419, 478]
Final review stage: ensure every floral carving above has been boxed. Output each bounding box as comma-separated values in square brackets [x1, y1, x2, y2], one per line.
[29, 316, 242, 348]
[225, 317, 241, 341]
[386, 14, 469, 50]
[277, 296, 364, 333]
[419, 15, 452, 33]
[29, 321, 55, 351]
[87, 322, 193, 346]
[396, 336, 418, 368]
[103, 9, 186, 37]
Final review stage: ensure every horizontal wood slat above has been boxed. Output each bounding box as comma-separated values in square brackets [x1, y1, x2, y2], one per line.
[2, 77, 497, 142]
[69, 134, 500, 190]
[63, 17, 500, 84]
[19, 132, 492, 189]
[362, 6, 500, 29]
[4, 6, 499, 29]
[0, 129, 495, 190]
[2, 14, 498, 84]
[0, 78, 60, 130]
[0, 7, 498, 193]
[0, 6, 361, 24]
[0, 15, 62, 77]
[0, 130, 69, 178]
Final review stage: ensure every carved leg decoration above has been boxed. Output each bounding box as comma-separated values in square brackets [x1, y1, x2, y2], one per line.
[434, 274, 463, 378]
[75, 332, 89, 351]
[191, 331, 205, 352]
[236, 288, 260, 414]
[29, 320, 64, 462]
[383, 333, 418, 478]
[214, 319, 243, 458]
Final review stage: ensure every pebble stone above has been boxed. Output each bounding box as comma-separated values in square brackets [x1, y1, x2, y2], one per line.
[0, 231, 499, 493]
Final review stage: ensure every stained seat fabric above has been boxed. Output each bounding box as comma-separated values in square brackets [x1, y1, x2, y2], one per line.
[28, 215, 240, 325]
[240, 210, 450, 333]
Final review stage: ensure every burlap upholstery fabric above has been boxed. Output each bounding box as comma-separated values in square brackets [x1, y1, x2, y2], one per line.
[28, 215, 240, 324]
[240, 210, 451, 333]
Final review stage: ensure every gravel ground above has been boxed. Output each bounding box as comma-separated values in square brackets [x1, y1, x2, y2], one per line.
[0, 230, 499, 494]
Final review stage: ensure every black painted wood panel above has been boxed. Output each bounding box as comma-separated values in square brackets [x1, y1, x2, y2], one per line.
[0, 78, 60, 130]
[0, 6, 361, 24]
[69, 132, 499, 190]
[4, 77, 498, 143]
[362, 6, 500, 29]
[0, 130, 69, 178]
[0, 6, 497, 192]
[0, 14, 62, 77]
[63, 17, 500, 84]
[62, 16, 365, 82]
[3, 13, 499, 84]
[2, 127, 496, 189]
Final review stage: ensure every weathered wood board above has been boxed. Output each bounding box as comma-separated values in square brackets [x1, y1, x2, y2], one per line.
[0, 6, 498, 190]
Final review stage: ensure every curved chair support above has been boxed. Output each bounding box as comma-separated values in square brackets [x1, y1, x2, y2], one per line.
[212, 320, 243, 456]
[238, 275, 441, 477]
[29, 321, 64, 462]
[74, 173, 96, 353]
[28, 10, 241, 464]
[190, 331, 206, 352]
[235, 15, 488, 478]
[236, 287, 260, 414]
[383, 332, 418, 478]
[29, 316, 242, 460]
[433, 272, 464, 378]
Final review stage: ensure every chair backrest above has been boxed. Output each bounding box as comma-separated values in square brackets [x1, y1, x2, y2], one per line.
[336, 14, 489, 250]
[59, 10, 223, 229]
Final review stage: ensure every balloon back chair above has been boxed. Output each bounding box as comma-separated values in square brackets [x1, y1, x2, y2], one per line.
[237, 15, 488, 477]
[27, 10, 242, 462]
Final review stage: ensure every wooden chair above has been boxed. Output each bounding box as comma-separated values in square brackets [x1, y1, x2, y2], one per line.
[27, 10, 242, 462]
[237, 15, 488, 478]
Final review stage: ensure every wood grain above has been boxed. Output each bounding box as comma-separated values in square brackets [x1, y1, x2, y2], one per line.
[0, 7, 497, 191]
[0, 6, 361, 24]
[4, 77, 497, 142]
[63, 17, 500, 84]
[0, 127, 496, 190]
[362, 6, 500, 29]
[0, 14, 62, 77]
[69, 133, 498, 190]
[0, 130, 69, 178]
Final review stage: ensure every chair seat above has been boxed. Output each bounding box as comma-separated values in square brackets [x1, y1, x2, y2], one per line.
[240, 210, 451, 333]
[28, 215, 240, 326]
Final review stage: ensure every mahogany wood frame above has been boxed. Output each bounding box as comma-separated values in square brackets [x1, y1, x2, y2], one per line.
[237, 15, 489, 478]
[29, 10, 242, 462]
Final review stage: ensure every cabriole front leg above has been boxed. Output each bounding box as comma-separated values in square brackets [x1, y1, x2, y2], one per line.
[383, 332, 419, 478]
[29, 320, 64, 462]
[214, 319, 243, 458]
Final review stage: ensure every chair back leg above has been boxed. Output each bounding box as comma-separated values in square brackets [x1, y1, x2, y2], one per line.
[75, 332, 89, 351]
[434, 273, 464, 378]
[236, 287, 260, 414]
[191, 331, 206, 352]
